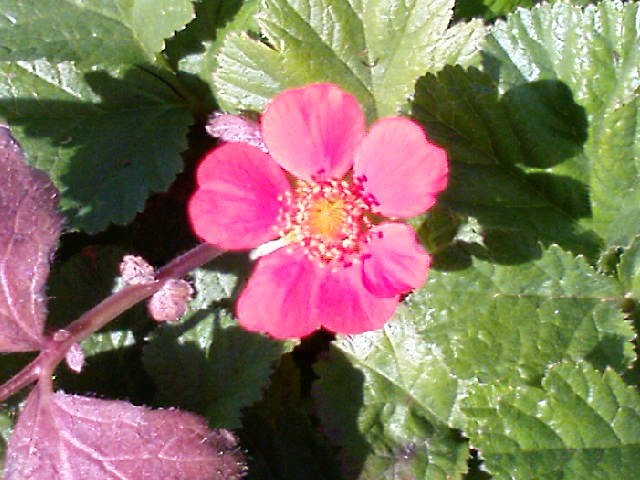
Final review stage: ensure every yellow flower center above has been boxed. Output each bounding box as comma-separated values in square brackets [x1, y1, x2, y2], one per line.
[307, 198, 346, 240]
[278, 178, 373, 264]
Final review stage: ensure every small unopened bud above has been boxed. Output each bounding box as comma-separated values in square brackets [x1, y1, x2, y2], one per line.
[65, 342, 85, 373]
[206, 112, 267, 152]
[120, 255, 155, 285]
[147, 279, 194, 322]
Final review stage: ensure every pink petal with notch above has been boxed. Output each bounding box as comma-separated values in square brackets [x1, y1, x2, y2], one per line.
[317, 262, 399, 335]
[354, 117, 447, 218]
[188, 142, 290, 250]
[362, 223, 431, 297]
[262, 83, 366, 181]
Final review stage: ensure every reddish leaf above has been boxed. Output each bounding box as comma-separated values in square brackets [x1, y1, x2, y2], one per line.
[4, 387, 247, 479]
[0, 126, 62, 352]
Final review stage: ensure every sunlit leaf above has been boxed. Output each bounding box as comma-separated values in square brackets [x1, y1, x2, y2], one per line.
[417, 245, 633, 385]
[458, 362, 640, 479]
[314, 318, 468, 479]
[484, 0, 640, 247]
[0, 62, 191, 232]
[214, 0, 484, 120]
[0, 0, 194, 65]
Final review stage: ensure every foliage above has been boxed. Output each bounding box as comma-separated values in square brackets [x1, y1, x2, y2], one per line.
[1, 0, 639, 479]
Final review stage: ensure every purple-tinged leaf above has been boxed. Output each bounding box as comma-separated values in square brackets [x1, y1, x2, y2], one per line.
[0, 126, 62, 352]
[4, 387, 247, 480]
[206, 113, 267, 152]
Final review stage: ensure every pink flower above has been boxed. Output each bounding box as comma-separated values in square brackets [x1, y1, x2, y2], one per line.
[188, 83, 448, 339]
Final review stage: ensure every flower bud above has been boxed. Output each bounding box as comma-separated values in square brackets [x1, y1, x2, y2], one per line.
[147, 279, 194, 322]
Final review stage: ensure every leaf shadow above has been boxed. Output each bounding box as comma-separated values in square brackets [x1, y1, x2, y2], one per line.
[53, 342, 155, 405]
[239, 351, 350, 480]
[412, 66, 601, 268]
[311, 349, 368, 480]
[164, 0, 252, 114]
[165, 0, 249, 62]
[142, 310, 217, 414]
[0, 65, 205, 232]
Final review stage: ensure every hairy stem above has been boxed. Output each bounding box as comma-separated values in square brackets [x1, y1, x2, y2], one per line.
[0, 243, 224, 402]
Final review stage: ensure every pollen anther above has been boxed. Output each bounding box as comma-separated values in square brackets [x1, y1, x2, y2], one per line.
[278, 178, 373, 264]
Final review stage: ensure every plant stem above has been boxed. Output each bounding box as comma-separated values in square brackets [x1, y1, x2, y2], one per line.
[0, 243, 224, 402]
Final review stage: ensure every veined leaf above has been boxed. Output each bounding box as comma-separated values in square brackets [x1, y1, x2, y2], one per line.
[143, 308, 289, 429]
[0, 0, 194, 66]
[0, 61, 192, 232]
[455, 0, 537, 20]
[619, 236, 640, 300]
[417, 244, 633, 385]
[0, 126, 62, 352]
[3, 387, 246, 480]
[458, 362, 640, 480]
[214, 0, 485, 120]
[313, 318, 468, 480]
[164, 0, 260, 113]
[412, 66, 599, 258]
[484, 0, 640, 247]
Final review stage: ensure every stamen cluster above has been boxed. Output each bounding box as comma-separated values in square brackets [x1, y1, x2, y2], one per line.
[278, 178, 373, 264]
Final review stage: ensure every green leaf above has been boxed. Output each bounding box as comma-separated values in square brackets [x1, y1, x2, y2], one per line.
[0, 404, 16, 472]
[484, 0, 640, 248]
[142, 253, 278, 428]
[0, 61, 192, 232]
[164, 0, 260, 113]
[412, 65, 600, 258]
[188, 253, 250, 309]
[619, 236, 640, 300]
[417, 245, 634, 385]
[458, 362, 640, 480]
[313, 319, 469, 480]
[143, 308, 289, 429]
[0, 0, 194, 66]
[214, 0, 484, 120]
[455, 0, 536, 20]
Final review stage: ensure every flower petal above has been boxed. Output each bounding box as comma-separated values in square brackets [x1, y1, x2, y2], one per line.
[188, 143, 290, 250]
[262, 83, 366, 181]
[317, 263, 399, 335]
[362, 223, 431, 297]
[354, 117, 447, 218]
[236, 248, 322, 339]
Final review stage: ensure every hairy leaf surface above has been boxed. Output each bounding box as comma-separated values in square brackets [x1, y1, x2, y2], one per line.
[0, 126, 62, 352]
[0, 62, 191, 232]
[214, 0, 485, 120]
[3, 387, 246, 480]
[458, 362, 640, 479]
[418, 245, 633, 385]
[412, 65, 599, 258]
[484, 0, 640, 247]
[314, 318, 468, 480]
[0, 0, 194, 66]
[144, 267, 288, 429]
